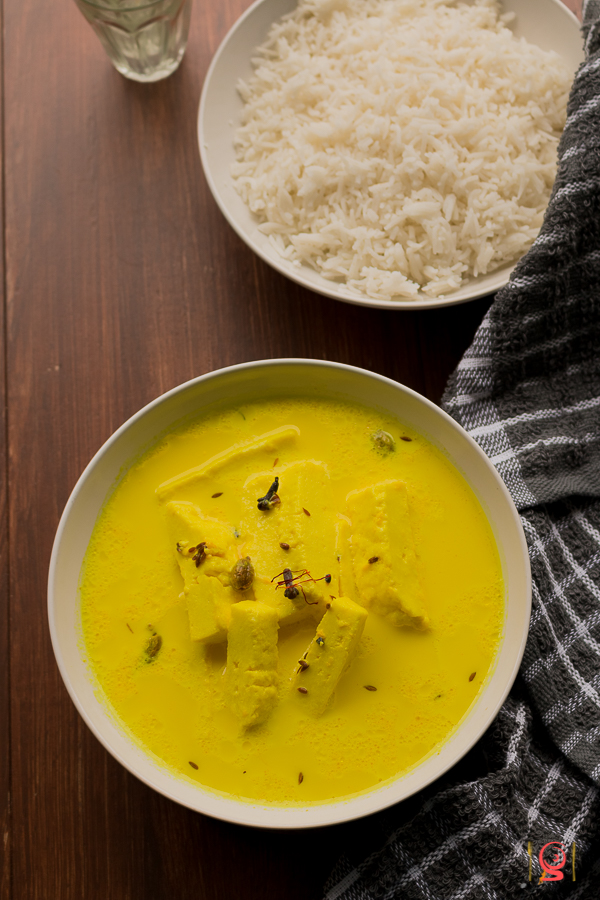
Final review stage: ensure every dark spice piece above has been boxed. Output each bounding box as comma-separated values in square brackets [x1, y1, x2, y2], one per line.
[273, 458, 279, 467]
[316, 636, 325, 647]
[401, 436, 412, 442]
[189, 761, 199, 770]
[212, 492, 223, 498]
[368, 556, 379, 565]
[364, 685, 377, 692]
[126, 622, 133, 633]
[279, 542, 290, 551]
[469, 672, 476, 682]
[193, 542, 207, 567]
[257, 476, 280, 511]
[298, 772, 304, 784]
[297, 686, 308, 694]
[302, 507, 311, 516]
[145, 633, 162, 660]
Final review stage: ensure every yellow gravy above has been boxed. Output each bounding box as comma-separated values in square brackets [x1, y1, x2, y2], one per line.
[80, 397, 504, 805]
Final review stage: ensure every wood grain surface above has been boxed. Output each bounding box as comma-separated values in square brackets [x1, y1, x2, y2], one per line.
[0, 0, 582, 897]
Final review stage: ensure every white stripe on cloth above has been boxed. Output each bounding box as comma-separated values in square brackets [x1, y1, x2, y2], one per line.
[469, 394, 600, 440]
[564, 94, 600, 130]
[452, 398, 539, 507]
[520, 503, 599, 568]
[383, 811, 505, 894]
[573, 54, 600, 81]
[521, 580, 600, 720]
[506, 702, 528, 766]
[525, 607, 600, 681]
[544, 673, 600, 728]
[443, 390, 491, 408]
[560, 722, 600, 757]
[522, 514, 600, 633]
[508, 248, 600, 291]
[453, 356, 492, 371]
[573, 506, 600, 549]
[447, 872, 491, 900]
[551, 519, 600, 629]
[489, 432, 599, 466]
[323, 864, 361, 900]
[563, 783, 600, 845]
[526, 761, 563, 830]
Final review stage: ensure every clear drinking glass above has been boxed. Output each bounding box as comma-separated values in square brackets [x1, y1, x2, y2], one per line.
[74, 0, 193, 83]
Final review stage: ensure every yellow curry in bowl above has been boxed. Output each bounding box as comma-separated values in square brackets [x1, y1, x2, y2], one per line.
[80, 396, 503, 805]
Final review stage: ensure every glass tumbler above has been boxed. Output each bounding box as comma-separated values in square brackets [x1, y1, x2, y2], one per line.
[74, 0, 193, 83]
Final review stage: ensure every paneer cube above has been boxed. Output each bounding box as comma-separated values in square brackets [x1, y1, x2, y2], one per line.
[241, 461, 336, 625]
[291, 596, 367, 716]
[225, 601, 279, 727]
[164, 500, 239, 642]
[186, 577, 233, 644]
[346, 480, 428, 628]
[164, 500, 234, 590]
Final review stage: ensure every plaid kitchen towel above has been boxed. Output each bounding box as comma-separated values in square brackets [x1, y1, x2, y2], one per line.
[323, 3, 600, 897]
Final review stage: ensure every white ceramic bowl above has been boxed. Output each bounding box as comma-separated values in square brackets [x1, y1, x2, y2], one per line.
[199, 0, 582, 310]
[49, 360, 531, 828]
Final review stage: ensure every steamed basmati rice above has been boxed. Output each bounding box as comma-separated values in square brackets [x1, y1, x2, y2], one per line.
[231, 0, 572, 300]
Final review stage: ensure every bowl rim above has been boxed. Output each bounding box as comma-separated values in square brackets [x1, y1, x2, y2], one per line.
[48, 358, 532, 828]
[198, 0, 581, 311]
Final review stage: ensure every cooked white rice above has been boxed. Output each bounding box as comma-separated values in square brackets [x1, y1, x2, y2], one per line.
[231, 0, 572, 300]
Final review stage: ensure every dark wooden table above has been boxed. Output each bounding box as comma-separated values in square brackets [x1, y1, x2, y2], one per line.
[0, 0, 582, 897]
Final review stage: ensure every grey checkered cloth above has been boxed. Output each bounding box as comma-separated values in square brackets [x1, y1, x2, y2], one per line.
[323, 4, 600, 897]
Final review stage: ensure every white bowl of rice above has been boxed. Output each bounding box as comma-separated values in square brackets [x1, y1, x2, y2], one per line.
[199, 0, 582, 309]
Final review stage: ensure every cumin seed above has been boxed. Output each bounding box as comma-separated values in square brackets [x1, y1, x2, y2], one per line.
[298, 772, 304, 784]
[364, 685, 377, 692]
[302, 507, 310, 516]
[212, 492, 223, 498]
[189, 761, 198, 770]
[469, 672, 476, 682]
[297, 686, 308, 694]
[368, 556, 379, 564]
